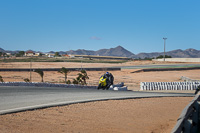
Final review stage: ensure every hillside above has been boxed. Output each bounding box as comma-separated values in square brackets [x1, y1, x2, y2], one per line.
[135, 48, 200, 59]
[66, 46, 135, 57]
[1, 46, 200, 58]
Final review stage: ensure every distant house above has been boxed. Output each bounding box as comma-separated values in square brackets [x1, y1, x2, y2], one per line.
[6, 53, 11, 56]
[62, 54, 70, 57]
[69, 54, 75, 58]
[47, 53, 54, 58]
[25, 51, 35, 56]
[35, 52, 42, 56]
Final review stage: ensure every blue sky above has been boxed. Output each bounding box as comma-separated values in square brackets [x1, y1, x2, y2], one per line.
[0, 0, 200, 54]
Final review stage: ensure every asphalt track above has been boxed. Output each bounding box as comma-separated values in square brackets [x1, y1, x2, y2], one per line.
[121, 64, 200, 69]
[1, 64, 200, 71]
[0, 86, 195, 115]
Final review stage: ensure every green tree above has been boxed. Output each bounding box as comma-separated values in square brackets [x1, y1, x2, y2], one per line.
[144, 57, 152, 60]
[55, 52, 60, 57]
[156, 55, 172, 59]
[58, 67, 70, 84]
[0, 52, 6, 58]
[2, 53, 6, 58]
[166, 55, 172, 58]
[16, 51, 25, 57]
[34, 69, 44, 82]
[156, 55, 164, 59]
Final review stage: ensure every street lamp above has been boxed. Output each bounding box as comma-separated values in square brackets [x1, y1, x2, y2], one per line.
[30, 60, 32, 82]
[163, 37, 167, 61]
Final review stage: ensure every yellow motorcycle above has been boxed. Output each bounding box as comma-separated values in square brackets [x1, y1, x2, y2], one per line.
[97, 76, 110, 90]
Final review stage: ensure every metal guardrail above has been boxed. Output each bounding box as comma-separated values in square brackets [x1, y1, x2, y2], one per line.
[172, 93, 200, 133]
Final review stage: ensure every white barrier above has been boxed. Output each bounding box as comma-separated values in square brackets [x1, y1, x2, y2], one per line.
[153, 58, 200, 62]
[0, 82, 96, 89]
[109, 82, 128, 91]
[140, 82, 200, 91]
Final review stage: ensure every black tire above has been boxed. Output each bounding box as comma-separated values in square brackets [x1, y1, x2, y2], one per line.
[105, 83, 111, 90]
[195, 89, 199, 94]
[97, 84, 101, 90]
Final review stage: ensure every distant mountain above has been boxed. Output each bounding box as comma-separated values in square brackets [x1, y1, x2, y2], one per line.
[97, 46, 134, 57]
[135, 48, 200, 59]
[0, 48, 5, 52]
[1, 46, 200, 58]
[66, 46, 135, 57]
[66, 47, 200, 58]
[135, 52, 161, 59]
[67, 49, 95, 55]
[0, 48, 20, 54]
[167, 49, 200, 58]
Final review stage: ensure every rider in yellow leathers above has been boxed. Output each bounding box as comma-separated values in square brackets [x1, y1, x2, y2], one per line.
[97, 72, 114, 90]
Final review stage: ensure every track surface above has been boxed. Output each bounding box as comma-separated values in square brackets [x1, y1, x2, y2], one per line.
[0, 86, 194, 115]
[121, 64, 200, 69]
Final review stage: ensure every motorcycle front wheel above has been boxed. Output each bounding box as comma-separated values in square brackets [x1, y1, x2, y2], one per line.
[97, 84, 101, 90]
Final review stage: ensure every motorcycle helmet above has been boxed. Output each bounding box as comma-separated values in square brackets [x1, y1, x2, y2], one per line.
[106, 72, 109, 76]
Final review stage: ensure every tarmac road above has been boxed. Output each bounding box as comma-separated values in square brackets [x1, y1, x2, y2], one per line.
[0, 86, 195, 115]
[121, 64, 200, 69]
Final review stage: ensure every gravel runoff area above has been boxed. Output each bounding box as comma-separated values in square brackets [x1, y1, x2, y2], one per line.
[0, 61, 199, 132]
[0, 97, 193, 133]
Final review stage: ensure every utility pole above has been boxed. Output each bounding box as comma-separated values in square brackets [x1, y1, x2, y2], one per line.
[163, 37, 167, 61]
[30, 60, 32, 82]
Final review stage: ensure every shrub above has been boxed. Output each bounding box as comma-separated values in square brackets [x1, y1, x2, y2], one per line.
[76, 70, 89, 85]
[0, 75, 4, 82]
[72, 79, 79, 84]
[66, 80, 71, 84]
[156, 55, 172, 59]
[24, 78, 30, 82]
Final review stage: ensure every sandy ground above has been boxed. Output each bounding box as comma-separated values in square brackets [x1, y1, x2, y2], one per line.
[1, 61, 200, 91]
[1, 60, 200, 69]
[0, 61, 198, 132]
[0, 97, 193, 133]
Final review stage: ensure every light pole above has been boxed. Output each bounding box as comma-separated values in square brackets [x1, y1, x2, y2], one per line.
[30, 60, 32, 82]
[163, 37, 167, 61]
